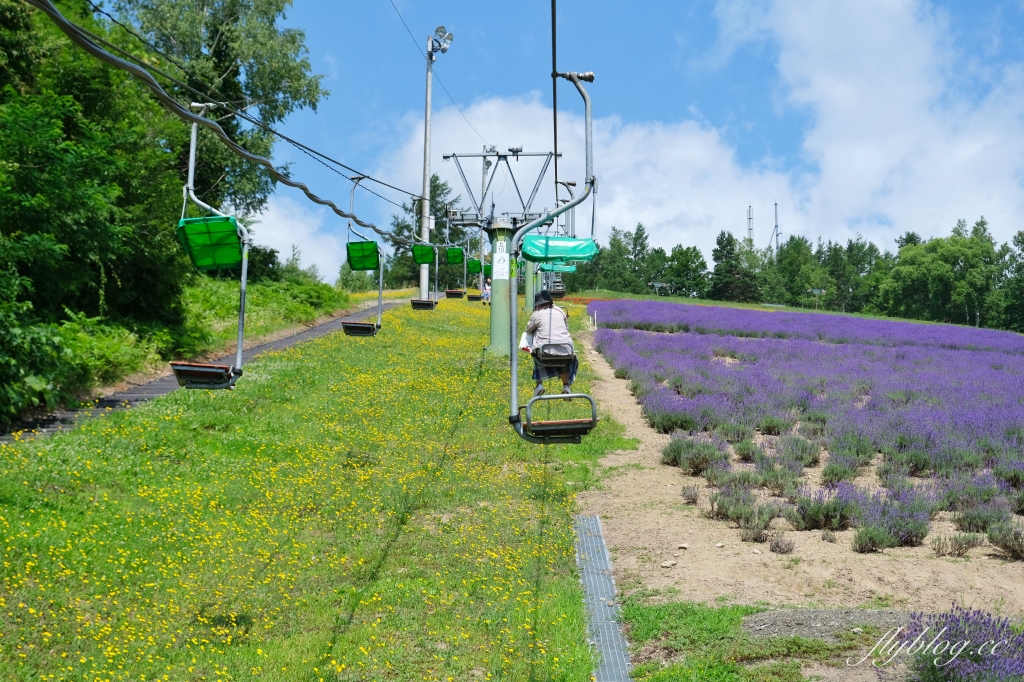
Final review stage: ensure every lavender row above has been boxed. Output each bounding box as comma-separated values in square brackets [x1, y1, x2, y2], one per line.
[595, 326, 1024, 466]
[588, 299, 1024, 355]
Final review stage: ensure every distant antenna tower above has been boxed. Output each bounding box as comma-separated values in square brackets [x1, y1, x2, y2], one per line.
[747, 205, 753, 241]
[774, 202, 780, 253]
[767, 202, 781, 254]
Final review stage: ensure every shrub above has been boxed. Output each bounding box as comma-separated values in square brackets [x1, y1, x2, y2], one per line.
[821, 454, 860, 486]
[716, 470, 761, 491]
[57, 311, 161, 385]
[661, 435, 729, 475]
[757, 416, 789, 436]
[855, 488, 933, 549]
[769, 532, 794, 554]
[901, 605, 1024, 680]
[716, 422, 753, 443]
[993, 460, 1024, 490]
[829, 432, 876, 466]
[709, 485, 756, 523]
[954, 502, 1012, 534]
[739, 507, 775, 543]
[880, 448, 931, 477]
[786, 484, 862, 531]
[779, 436, 820, 467]
[821, 529, 837, 543]
[680, 485, 700, 505]
[931, 533, 984, 558]
[940, 472, 1002, 512]
[1011, 489, 1024, 516]
[733, 439, 760, 462]
[852, 526, 896, 553]
[649, 411, 697, 433]
[987, 522, 1024, 560]
[0, 302, 92, 424]
[760, 467, 801, 497]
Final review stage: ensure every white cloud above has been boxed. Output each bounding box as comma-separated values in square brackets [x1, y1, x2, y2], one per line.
[265, 0, 1024, 265]
[372, 94, 797, 259]
[249, 195, 344, 284]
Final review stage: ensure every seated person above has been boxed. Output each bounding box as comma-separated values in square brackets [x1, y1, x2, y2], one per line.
[526, 290, 577, 396]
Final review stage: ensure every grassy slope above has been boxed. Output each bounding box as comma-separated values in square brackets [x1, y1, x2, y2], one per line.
[621, 593, 884, 682]
[0, 298, 633, 681]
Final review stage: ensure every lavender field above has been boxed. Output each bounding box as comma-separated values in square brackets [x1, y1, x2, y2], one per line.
[590, 299, 1024, 557]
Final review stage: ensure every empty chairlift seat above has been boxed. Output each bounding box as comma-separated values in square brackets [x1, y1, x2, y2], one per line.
[410, 244, 438, 310]
[342, 241, 384, 336]
[170, 215, 247, 389]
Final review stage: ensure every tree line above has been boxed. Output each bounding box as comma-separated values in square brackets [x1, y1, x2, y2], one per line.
[1, 0, 325, 421]
[565, 219, 1024, 332]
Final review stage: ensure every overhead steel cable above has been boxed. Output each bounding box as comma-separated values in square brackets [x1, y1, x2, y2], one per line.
[24, 0, 421, 245]
[81, 0, 423, 205]
[385, 0, 488, 146]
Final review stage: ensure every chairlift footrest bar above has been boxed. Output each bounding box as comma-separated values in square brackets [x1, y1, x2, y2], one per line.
[169, 362, 241, 390]
[341, 322, 380, 337]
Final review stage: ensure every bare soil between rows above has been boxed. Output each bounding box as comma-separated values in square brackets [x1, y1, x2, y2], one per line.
[575, 330, 1024, 646]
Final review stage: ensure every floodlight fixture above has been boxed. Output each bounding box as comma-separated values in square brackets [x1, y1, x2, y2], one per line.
[432, 26, 453, 54]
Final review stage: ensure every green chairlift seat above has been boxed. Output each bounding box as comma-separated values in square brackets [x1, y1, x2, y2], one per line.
[539, 262, 577, 273]
[445, 246, 466, 298]
[484, 263, 492, 277]
[343, 241, 384, 336]
[410, 243, 440, 310]
[466, 259, 483, 300]
[446, 247, 464, 265]
[177, 216, 243, 271]
[171, 215, 248, 389]
[521, 235, 598, 263]
[412, 244, 435, 266]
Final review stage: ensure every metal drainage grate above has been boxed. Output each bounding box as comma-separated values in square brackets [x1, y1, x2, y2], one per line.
[574, 515, 631, 681]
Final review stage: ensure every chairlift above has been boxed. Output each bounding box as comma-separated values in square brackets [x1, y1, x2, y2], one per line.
[169, 107, 249, 390]
[341, 239, 384, 336]
[507, 71, 600, 444]
[444, 246, 465, 298]
[411, 243, 439, 310]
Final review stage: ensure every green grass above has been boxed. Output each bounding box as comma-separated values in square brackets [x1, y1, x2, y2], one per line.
[621, 597, 881, 681]
[181, 276, 351, 351]
[0, 298, 634, 680]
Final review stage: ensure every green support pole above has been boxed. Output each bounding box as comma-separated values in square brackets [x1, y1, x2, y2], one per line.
[524, 259, 536, 314]
[489, 221, 512, 356]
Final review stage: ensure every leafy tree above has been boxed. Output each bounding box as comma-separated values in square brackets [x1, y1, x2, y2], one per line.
[246, 244, 282, 282]
[113, 0, 327, 215]
[383, 175, 472, 290]
[708, 231, 760, 302]
[663, 245, 708, 297]
[337, 262, 375, 293]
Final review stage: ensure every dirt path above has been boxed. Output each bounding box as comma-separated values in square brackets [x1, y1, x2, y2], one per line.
[576, 332, 1024, 617]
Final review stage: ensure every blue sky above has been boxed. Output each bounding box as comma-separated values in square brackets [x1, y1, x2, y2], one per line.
[251, 1, 1024, 281]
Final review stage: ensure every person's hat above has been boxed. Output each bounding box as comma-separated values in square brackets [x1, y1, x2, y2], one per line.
[534, 290, 554, 306]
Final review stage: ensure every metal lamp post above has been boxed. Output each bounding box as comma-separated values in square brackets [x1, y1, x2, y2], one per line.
[419, 26, 453, 302]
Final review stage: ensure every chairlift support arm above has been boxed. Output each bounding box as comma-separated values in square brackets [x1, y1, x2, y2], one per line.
[508, 71, 596, 444]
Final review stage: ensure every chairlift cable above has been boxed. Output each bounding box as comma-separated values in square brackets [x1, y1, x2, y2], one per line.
[81, 0, 423, 204]
[26, 0, 422, 247]
[551, 0, 560, 200]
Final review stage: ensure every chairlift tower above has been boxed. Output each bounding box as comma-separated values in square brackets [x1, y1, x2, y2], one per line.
[747, 205, 753, 241]
[419, 25, 454, 302]
[444, 146, 561, 333]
